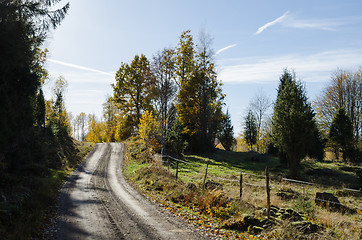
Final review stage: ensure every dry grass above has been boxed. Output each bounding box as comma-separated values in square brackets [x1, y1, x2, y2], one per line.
[125, 140, 362, 239]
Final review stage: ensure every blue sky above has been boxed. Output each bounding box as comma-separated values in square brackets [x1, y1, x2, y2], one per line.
[43, 0, 362, 135]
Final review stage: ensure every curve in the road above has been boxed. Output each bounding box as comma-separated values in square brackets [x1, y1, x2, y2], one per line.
[56, 142, 205, 240]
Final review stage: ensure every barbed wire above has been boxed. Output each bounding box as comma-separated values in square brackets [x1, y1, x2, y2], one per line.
[210, 175, 239, 182]
[160, 154, 361, 210]
[162, 155, 203, 167]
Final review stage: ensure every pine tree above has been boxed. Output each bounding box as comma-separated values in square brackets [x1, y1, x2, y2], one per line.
[244, 110, 257, 151]
[219, 110, 236, 151]
[34, 89, 46, 127]
[0, 0, 69, 170]
[329, 107, 353, 161]
[272, 69, 322, 178]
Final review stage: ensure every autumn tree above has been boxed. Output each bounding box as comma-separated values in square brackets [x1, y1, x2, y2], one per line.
[244, 110, 257, 151]
[114, 115, 134, 141]
[138, 111, 161, 158]
[272, 69, 323, 178]
[314, 68, 361, 143]
[85, 114, 106, 143]
[112, 54, 155, 134]
[175, 30, 224, 152]
[175, 30, 195, 87]
[103, 96, 119, 142]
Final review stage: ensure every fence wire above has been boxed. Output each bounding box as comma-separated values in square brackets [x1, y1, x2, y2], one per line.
[160, 154, 361, 211]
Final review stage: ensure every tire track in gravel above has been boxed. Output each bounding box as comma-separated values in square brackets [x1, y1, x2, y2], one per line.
[56, 142, 205, 240]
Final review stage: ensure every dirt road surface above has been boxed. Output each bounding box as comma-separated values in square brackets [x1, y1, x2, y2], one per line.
[55, 143, 205, 240]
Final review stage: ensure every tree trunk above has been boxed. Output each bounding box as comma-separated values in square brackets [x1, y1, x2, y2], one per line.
[289, 156, 299, 179]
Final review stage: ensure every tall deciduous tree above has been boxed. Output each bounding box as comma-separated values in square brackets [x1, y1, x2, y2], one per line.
[329, 107, 353, 161]
[103, 96, 119, 142]
[152, 48, 177, 150]
[74, 112, 87, 141]
[272, 69, 323, 178]
[250, 91, 272, 151]
[175, 30, 195, 87]
[244, 109, 257, 151]
[112, 54, 155, 133]
[85, 114, 105, 143]
[314, 68, 361, 143]
[175, 30, 224, 152]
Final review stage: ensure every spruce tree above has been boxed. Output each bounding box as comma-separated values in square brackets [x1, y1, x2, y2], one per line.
[329, 107, 353, 161]
[218, 110, 235, 151]
[244, 110, 257, 150]
[272, 69, 322, 178]
[34, 89, 46, 127]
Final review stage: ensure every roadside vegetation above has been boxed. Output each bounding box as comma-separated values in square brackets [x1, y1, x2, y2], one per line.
[82, 27, 361, 239]
[0, 1, 95, 239]
[124, 138, 361, 239]
[1, 1, 361, 239]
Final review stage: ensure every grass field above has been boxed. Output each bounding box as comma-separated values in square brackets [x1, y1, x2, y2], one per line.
[125, 141, 362, 239]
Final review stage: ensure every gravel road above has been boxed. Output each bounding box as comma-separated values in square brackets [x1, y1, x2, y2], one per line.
[55, 143, 205, 240]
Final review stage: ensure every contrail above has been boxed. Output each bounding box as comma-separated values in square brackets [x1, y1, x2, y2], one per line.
[48, 59, 114, 77]
[215, 43, 238, 56]
[255, 11, 290, 35]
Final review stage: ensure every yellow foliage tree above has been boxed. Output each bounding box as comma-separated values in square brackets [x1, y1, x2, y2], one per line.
[138, 111, 161, 157]
[85, 114, 106, 143]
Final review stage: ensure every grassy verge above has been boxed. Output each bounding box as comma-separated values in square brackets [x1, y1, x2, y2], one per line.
[124, 139, 362, 239]
[0, 135, 94, 240]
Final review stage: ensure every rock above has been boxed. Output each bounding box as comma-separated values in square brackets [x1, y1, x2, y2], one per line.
[270, 205, 280, 212]
[222, 220, 244, 231]
[243, 215, 261, 227]
[204, 181, 223, 190]
[248, 225, 264, 234]
[277, 188, 300, 200]
[291, 221, 321, 234]
[284, 208, 303, 221]
[260, 218, 276, 229]
[186, 183, 197, 191]
[315, 192, 341, 210]
[315, 192, 357, 214]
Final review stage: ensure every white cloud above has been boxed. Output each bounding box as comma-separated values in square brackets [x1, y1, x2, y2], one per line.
[283, 16, 347, 31]
[218, 49, 362, 83]
[215, 43, 238, 56]
[255, 12, 361, 34]
[255, 11, 290, 35]
[47, 58, 115, 77]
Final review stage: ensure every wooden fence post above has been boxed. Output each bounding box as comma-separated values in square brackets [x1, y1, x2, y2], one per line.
[176, 162, 179, 180]
[239, 172, 243, 200]
[167, 157, 170, 172]
[266, 166, 270, 219]
[203, 162, 209, 187]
